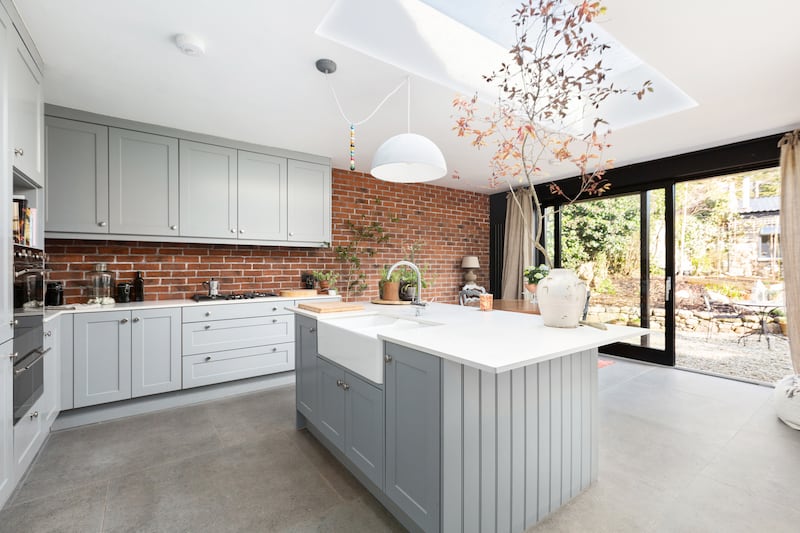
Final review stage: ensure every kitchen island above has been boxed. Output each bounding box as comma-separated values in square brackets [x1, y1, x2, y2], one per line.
[292, 302, 643, 533]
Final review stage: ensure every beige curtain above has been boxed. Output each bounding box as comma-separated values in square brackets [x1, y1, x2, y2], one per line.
[501, 188, 534, 300]
[780, 130, 800, 374]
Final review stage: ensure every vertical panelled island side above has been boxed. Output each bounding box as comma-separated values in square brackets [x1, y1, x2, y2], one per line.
[292, 302, 643, 533]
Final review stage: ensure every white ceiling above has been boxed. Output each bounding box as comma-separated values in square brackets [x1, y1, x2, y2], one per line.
[14, 0, 800, 194]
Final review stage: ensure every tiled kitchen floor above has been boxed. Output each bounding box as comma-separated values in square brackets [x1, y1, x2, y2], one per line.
[2, 357, 799, 532]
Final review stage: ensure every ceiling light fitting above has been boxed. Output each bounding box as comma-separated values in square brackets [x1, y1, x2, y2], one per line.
[174, 34, 205, 57]
[316, 58, 445, 182]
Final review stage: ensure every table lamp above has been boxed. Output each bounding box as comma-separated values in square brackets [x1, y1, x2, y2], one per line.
[461, 256, 480, 285]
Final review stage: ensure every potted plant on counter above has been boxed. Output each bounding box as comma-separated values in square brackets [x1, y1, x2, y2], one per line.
[312, 270, 339, 293]
[379, 266, 402, 302]
[523, 264, 549, 301]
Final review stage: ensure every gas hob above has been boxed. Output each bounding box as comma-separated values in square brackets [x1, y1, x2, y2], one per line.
[191, 292, 278, 302]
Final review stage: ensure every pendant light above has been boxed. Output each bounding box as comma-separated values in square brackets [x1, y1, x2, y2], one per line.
[370, 78, 446, 183]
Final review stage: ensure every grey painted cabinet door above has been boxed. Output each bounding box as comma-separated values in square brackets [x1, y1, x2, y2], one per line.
[344, 371, 384, 490]
[295, 315, 317, 423]
[287, 160, 331, 243]
[385, 343, 441, 533]
[44, 117, 109, 233]
[74, 310, 132, 408]
[179, 140, 237, 239]
[109, 128, 179, 236]
[238, 151, 287, 241]
[8, 27, 43, 183]
[131, 308, 181, 398]
[316, 357, 345, 451]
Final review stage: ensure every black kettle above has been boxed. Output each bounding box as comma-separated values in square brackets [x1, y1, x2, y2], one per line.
[45, 281, 64, 306]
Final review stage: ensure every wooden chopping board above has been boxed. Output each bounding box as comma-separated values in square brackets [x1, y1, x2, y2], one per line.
[279, 289, 320, 297]
[298, 301, 365, 313]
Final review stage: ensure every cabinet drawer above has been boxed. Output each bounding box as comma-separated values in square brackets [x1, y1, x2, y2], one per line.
[182, 300, 296, 323]
[182, 342, 294, 388]
[14, 398, 44, 472]
[182, 315, 294, 355]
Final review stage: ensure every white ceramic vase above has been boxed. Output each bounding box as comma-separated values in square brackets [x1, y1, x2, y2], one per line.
[536, 268, 587, 328]
[774, 375, 800, 430]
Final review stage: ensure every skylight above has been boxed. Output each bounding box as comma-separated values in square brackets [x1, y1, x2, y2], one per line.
[316, 0, 695, 131]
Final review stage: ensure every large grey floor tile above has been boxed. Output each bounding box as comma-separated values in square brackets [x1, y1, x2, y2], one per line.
[284, 496, 406, 533]
[597, 356, 656, 391]
[634, 365, 772, 407]
[0, 480, 107, 533]
[13, 402, 222, 504]
[206, 386, 297, 447]
[653, 474, 800, 533]
[102, 432, 344, 533]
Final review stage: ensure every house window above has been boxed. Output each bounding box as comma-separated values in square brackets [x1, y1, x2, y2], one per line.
[759, 224, 781, 260]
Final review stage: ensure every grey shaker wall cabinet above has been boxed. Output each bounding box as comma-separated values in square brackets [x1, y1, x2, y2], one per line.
[179, 140, 237, 239]
[384, 343, 441, 533]
[8, 23, 43, 184]
[295, 314, 318, 424]
[44, 117, 109, 233]
[44, 107, 332, 247]
[286, 159, 331, 243]
[74, 308, 181, 408]
[237, 150, 287, 241]
[109, 128, 179, 236]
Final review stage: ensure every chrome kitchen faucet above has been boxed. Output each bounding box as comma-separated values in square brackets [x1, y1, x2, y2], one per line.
[386, 260, 426, 315]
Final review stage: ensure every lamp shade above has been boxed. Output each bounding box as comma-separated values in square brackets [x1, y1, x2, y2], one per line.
[370, 133, 447, 183]
[461, 256, 480, 269]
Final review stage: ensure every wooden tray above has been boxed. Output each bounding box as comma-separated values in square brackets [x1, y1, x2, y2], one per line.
[297, 301, 365, 313]
[371, 299, 412, 305]
[279, 289, 320, 297]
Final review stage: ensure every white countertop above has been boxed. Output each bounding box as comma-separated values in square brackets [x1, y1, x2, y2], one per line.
[43, 294, 339, 322]
[292, 302, 645, 374]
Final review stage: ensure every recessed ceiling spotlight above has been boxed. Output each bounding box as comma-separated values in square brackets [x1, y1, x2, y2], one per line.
[174, 34, 205, 57]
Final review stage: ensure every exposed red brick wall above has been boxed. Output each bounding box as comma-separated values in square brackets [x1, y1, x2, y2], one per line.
[46, 168, 490, 304]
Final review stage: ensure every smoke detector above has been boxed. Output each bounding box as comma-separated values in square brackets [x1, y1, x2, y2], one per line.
[174, 34, 205, 57]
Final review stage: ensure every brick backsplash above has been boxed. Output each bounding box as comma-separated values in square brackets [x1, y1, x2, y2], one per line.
[46, 168, 490, 304]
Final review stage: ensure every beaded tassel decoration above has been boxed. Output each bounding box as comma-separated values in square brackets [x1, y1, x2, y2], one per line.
[349, 124, 356, 170]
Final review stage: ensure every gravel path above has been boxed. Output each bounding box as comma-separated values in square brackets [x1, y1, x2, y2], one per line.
[674, 330, 793, 383]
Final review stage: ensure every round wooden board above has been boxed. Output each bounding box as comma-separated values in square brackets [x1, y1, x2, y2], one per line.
[371, 298, 412, 305]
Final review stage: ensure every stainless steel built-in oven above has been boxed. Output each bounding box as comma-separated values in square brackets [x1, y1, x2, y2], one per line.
[12, 245, 47, 425]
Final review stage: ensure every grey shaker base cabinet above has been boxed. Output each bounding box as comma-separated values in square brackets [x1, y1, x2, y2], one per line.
[296, 327, 600, 533]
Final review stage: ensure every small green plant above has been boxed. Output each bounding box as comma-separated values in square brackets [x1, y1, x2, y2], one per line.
[594, 277, 616, 295]
[704, 283, 744, 299]
[523, 264, 549, 285]
[379, 266, 402, 283]
[312, 270, 339, 284]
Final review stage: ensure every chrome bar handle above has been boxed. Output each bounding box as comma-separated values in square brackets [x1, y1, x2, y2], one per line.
[13, 347, 51, 376]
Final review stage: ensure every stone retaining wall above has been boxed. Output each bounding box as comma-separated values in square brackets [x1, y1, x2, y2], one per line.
[585, 305, 784, 335]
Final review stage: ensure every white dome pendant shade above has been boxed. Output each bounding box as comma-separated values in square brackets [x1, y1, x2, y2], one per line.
[370, 133, 447, 183]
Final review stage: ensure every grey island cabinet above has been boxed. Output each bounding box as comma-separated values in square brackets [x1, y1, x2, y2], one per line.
[293, 303, 643, 533]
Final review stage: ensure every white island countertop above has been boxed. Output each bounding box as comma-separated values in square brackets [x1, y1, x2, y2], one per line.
[292, 302, 645, 374]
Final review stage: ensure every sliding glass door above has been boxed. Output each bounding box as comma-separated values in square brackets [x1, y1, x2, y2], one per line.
[556, 187, 675, 365]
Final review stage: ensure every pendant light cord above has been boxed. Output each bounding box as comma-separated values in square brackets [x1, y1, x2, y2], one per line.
[407, 76, 411, 133]
[325, 74, 409, 127]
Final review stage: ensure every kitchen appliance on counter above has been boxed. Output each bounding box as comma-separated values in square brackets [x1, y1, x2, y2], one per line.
[12, 244, 48, 425]
[202, 278, 220, 297]
[117, 282, 132, 303]
[45, 281, 64, 306]
[191, 291, 278, 302]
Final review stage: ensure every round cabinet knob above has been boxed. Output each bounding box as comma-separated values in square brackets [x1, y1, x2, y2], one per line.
[205, 312, 211, 317]
[132, 317, 140, 323]
[230, 228, 236, 234]
[271, 347, 277, 352]
[289, 232, 294, 237]
[342, 383, 350, 391]
[45, 331, 52, 337]
[239, 229, 245, 234]
[14, 148, 24, 156]
[170, 225, 177, 230]
[205, 356, 211, 362]
[309, 327, 316, 333]
[120, 318, 128, 324]
[336, 379, 344, 387]
[30, 411, 39, 419]
[98, 221, 107, 227]
[272, 307, 278, 312]
[11, 320, 18, 327]
[204, 325, 211, 330]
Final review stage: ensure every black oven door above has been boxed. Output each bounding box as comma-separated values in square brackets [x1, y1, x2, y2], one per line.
[13, 314, 45, 425]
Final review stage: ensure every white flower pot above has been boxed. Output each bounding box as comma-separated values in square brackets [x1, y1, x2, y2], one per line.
[536, 268, 587, 328]
[774, 375, 800, 430]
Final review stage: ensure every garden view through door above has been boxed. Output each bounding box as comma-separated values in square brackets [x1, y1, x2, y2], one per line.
[673, 169, 790, 383]
[558, 190, 671, 365]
